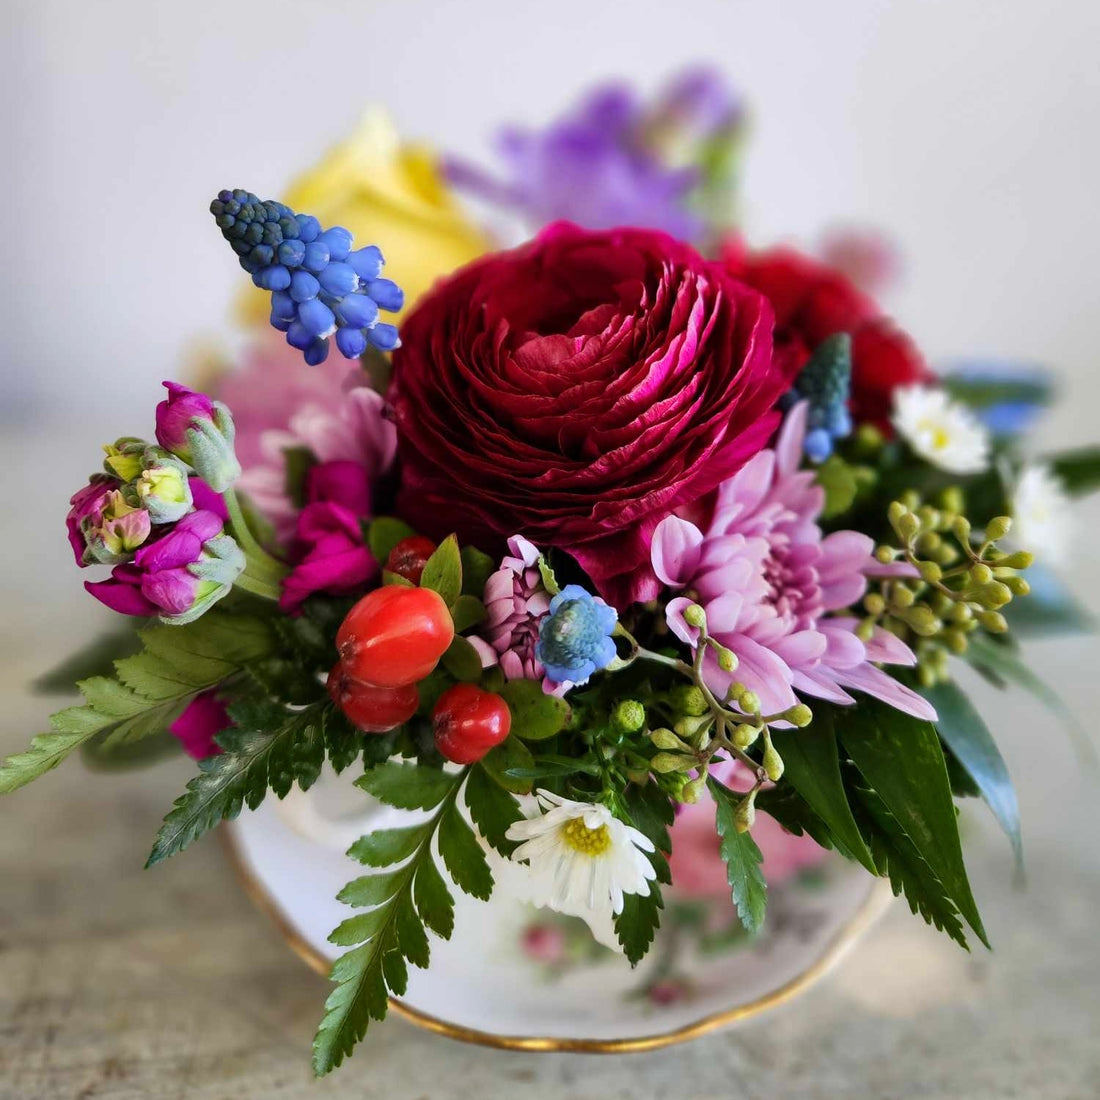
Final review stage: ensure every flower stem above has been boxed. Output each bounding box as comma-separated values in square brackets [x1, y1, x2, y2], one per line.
[233, 570, 284, 601]
[222, 488, 287, 581]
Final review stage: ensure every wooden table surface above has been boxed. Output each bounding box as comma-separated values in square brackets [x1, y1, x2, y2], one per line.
[3, 599, 1100, 1100]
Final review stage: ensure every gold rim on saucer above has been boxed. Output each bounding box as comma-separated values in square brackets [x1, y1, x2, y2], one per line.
[222, 825, 891, 1053]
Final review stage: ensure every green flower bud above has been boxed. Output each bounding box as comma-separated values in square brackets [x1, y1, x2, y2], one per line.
[683, 603, 707, 630]
[712, 643, 738, 672]
[611, 699, 646, 735]
[903, 605, 942, 637]
[887, 500, 907, 526]
[969, 563, 993, 586]
[738, 689, 761, 715]
[933, 542, 960, 566]
[917, 505, 941, 531]
[891, 585, 916, 610]
[734, 789, 758, 833]
[855, 618, 876, 642]
[950, 601, 973, 624]
[854, 423, 885, 455]
[938, 486, 965, 515]
[916, 531, 942, 555]
[978, 610, 1008, 633]
[900, 490, 922, 511]
[918, 560, 943, 584]
[896, 512, 920, 543]
[952, 515, 972, 544]
[984, 516, 1012, 542]
[982, 582, 1013, 609]
[943, 628, 968, 655]
[761, 733, 784, 782]
[680, 775, 707, 805]
[673, 715, 710, 741]
[649, 727, 684, 751]
[874, 545, 897, 565]
[864, 593, 886, 616]
[102, 437, 146, 482]
[930, 591, 954, 617]
[1005, 575, 1030, 597]
[999, 550, 1034, 570]
[669, 685, 709, 717]
[651, 752, 691, 774]
[786, 703, 814, 727]
[732, 723, 759, 750]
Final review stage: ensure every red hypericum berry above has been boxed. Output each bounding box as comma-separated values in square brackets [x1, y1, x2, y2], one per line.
[336, 585, 455, 688]
[385, 535, 437, 585]
[327, 662, 419, 733]
[432, 684, 512, 765]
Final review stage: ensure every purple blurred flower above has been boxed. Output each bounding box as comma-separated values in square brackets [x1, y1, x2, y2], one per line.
[446, 68, 742, 240]
[170, 691, 230, 760]
[155, 381, 241, 492]
[651, 402, 935, 721]
[279, 461, 377, 612]
[85, 510, 244, 624]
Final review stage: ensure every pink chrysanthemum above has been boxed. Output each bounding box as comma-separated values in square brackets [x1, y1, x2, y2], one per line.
[476, 535, 552, 681]
[651, 402, 935, 721]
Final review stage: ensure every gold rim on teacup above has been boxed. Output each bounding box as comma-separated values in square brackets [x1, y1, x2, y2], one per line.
[222, 825, 892, 1053]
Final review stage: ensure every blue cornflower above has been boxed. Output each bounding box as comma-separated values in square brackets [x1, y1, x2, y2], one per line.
[783, 333, 853, 463]
[210, 189, 403, 366]
[535, 584, 618, 686]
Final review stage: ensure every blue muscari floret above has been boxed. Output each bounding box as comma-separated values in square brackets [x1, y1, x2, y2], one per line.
[536, 584, 619, 686]
[210, 189, 404, 365]
[782, 332, 853, 463]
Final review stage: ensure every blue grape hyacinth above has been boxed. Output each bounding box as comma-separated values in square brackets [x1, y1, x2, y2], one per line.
[210, 189, 404, 365]
[783, 332, 854, 463]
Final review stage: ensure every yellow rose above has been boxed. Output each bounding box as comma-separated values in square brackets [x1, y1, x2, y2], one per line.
[238, 109, 490, 325]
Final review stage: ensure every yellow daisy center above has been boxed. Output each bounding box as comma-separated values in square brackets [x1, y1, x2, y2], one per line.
[560, 817, 612, 857]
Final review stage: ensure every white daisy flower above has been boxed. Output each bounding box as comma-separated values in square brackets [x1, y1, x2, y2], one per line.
[1007, 462, 1073, 566]
[892, 385, 991, 474]
[505, 790, 657, 921]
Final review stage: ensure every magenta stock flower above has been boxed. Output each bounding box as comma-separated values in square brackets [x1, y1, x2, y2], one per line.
[279, 461, 377, 612]
[170, 691, 230, 760]
[85, 510, 245, 624]
[651, 402, 935, 721]
[155, 382, 241, 492]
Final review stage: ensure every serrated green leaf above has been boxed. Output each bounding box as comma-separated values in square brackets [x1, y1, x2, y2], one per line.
[2, 612, 275, 795]
[437, 803, 493, 900]
[357, 761, 454, 810]
[348, 826, 424, 867]
[449, 594, 487, 634]
[505, 755, 601, 780]
[420, 534, 462, 606]
[755, 784, 848, 855]
[851, 783, 969, 949]
[366, 516, 416, 567]
[622, 781, 675, 854]
[614, 887, 663, 966]
[459, 545, 495, 598]
[337, 871, 403, 908]
[922, 679, 1022, 873]
[480, 736, 535, 795]
[440, 635, 484, 683]
[413, 853, 455, 938]
[709, 777, 767, 935]
[838, 700, 988, 948]
[465, 765, 523, 856]
[312, 768, 471, 1077]
[769, 710, 877, 874]
[499, 678, 570, 741]
[145, 699, 331, 867]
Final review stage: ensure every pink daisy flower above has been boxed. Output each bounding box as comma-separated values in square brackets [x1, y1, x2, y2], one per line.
[650, 402, 935, 721]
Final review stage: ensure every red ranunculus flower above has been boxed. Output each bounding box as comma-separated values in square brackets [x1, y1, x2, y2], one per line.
[389, 222, 793, 607]
[721, 239, 933, 428]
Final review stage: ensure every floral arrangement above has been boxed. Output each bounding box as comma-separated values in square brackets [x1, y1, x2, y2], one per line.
[6, 70, 1098, 1076]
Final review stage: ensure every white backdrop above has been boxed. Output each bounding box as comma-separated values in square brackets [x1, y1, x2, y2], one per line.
[3, 0, 1099, 440]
